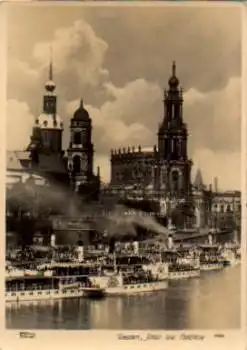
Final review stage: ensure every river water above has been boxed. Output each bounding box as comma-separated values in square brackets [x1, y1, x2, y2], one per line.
[6, 265, 240, 330]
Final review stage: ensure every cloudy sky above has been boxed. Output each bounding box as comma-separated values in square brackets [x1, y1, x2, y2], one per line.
[7, 3, 241, 191]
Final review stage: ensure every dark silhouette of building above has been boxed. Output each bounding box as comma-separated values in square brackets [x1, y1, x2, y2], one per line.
[109, 62, 192, 198]
[8, 54, 100, 200]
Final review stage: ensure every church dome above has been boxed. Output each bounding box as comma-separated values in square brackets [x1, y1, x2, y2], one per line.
[73, 99, 90, 121]
[45, 79, 56, 93]
[36, 113, 63, 130]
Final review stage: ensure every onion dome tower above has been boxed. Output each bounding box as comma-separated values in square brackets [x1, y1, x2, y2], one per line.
[67, 99, 94, 190]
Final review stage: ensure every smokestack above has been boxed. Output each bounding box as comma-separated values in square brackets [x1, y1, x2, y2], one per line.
[50, 234, 56, 248]
[133, 241, 139, 254]
[213, 177, 218, 193]
[109, 237, 116, 254]
[77, 245, 84, 263]
[168, 234, 173, 250]
[168, 218, 173, 231]
[233, 229, 239, 244]
[208, 233, 213, 246]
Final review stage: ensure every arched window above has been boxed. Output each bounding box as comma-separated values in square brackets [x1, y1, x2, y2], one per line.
[226, 204, 231, 213]
[73, 132, 81, 145]
[172, 170, 179, 192]
[220, 204, 224, 213]
[172, 105, 175, 119]
[73, 155, 81, 174]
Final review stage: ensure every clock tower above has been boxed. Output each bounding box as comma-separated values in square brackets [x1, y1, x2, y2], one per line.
[67, 99, 94, 191]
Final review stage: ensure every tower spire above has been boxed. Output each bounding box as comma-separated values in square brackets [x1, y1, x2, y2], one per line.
[172, 61, 176, 77]
[45, 45, 56, 93]
[49, 45, 53, 81]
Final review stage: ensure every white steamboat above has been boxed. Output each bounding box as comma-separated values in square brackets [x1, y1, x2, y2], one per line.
[91, 265, 168, 296]
[199, 244, 224, 271]
[6, 270, 104, 303]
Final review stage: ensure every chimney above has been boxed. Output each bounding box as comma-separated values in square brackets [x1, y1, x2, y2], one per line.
[168, 234, 173, 250]
[208, 233, 213, 246]
[50, 233, 56, 248]
[77, 245, 84, 263]
[133, 241, 139, 254]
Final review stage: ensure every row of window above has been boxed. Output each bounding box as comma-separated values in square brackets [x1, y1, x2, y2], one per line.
[212, 204, 241, 212]
[6, 289, 78, 297]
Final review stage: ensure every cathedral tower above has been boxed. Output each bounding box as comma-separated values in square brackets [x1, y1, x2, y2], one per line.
[67, 99, 94, 190]
[157, 62, 192, 197]
[28, 48, 64, 154]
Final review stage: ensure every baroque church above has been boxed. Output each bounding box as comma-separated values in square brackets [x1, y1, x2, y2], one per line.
[6, 58, 241, 237]
[106, 62, 241, 231]
[7, 57, 100, 201]
[110, 62, 192, 197]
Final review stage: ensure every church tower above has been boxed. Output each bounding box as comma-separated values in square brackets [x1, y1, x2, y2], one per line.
[28, 48, 64, 155]
[67, 99, 94, 191]
[157, 62, 192, 197]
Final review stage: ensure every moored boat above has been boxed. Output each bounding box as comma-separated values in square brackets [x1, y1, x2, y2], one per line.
[168, 265, 200, 280]
[161, 249, 200, 280]
[199, 244, 224, 271]
[5, 274, 105, 302]
[90, 269, 168, 296]
[221, 247, 241, 267]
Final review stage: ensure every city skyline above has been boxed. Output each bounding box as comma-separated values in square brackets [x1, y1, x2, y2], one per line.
[7, 3, 241, 190]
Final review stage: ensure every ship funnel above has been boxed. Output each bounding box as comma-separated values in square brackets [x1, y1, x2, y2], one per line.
[77, 245, 84, 262]
[109, 237, 116, 254]
[168, 234, 173, 250]
[233, 229, 239, 244]
[50, 234, 56, 248]
[208, 233, 213, 246]
[133, 241, 139, 254]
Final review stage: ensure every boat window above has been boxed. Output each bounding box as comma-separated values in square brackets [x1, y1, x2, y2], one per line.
[11, 293, 16, 296]
[21, 292, 25, 296]
[29, 292, 33, 295]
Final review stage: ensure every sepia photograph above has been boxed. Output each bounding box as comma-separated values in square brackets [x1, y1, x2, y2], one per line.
[5, 2, 242, 331]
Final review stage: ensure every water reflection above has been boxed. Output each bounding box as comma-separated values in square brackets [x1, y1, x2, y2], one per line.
[6, 265, 240, 330]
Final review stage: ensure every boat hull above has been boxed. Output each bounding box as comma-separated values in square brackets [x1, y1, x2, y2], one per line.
[200, 263, 224, 271]
[168, 269, 200, 280]
[5, 287, 104, 303]
[223, 259, 241, 267]
[104, 280, 168, 296]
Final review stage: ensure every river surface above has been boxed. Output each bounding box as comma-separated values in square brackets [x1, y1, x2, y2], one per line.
[6, 265, 240, 330]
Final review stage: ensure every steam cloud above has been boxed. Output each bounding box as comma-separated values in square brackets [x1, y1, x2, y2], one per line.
[7, 171, 169, 241]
